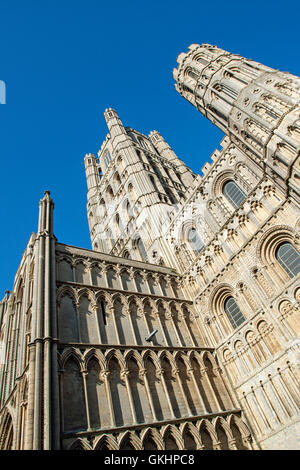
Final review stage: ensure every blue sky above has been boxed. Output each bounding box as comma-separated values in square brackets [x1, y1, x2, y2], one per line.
[0, 0, 299, 293]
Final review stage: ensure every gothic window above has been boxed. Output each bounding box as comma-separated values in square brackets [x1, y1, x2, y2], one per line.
[187, 227, 204, 254]
[136, 238, 147, 261]
[115, 213, 123, 234]
[126, 200, 133, 218]
[106, 185, 114, 202]
[224, 297, 246, 329]
[276, 242, 300, 278]
[223, 180, 246, 208]
[104, 151, 112, 167]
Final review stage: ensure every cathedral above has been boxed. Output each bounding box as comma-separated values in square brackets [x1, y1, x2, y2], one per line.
[0, 43, 299, 451]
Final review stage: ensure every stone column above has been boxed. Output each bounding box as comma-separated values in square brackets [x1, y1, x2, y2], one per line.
[121, 368, 138, 424]
[157, 367, 176, 419]
[167, 311, 183, 347]
[101, 370, 116, 427]
[139, 368, 157, 421]
[173, 367, 193, 416]
[180, 311, 196, 347]
[214, 366, 239, 409]
[200, 366, 224, 411]
[81, 370, 91, 431]
[187, 367, 209, 415]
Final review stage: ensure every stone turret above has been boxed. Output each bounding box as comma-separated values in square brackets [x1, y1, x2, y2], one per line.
[173, 43, 300, 202]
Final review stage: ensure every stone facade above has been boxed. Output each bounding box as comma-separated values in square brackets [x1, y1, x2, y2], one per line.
[0, 44, 299, 450]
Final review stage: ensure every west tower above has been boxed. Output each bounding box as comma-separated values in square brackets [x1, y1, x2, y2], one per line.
[84, 108, 195, 266]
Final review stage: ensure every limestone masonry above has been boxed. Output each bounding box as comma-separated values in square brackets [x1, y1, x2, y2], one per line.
[0, 43, 299, 450]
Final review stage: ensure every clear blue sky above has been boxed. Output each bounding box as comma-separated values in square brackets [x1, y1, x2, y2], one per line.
[0, 0, 299, 294]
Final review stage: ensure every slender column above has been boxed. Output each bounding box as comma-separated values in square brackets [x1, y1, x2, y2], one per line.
[252, 386, 273, 430]
[75, 303, 82, 343]
[259, 380, 281, 425]
[285, 362, 300, 388]
[214, 366, 239, 409]
[101, 370, 116, 427]
[157, 367, 176, 419]
[181, 312, 197, 347]
[101, 266, 110, 289]
[138, 308, 151, 345]
[58, 370, 65, 434]
[124, 308, 138, 345]
[240, 392, 262, 436]
[155, 311, 170, 346]
[245, 344, 261, 369]
[267, 375, 291, 419]
[168, 313, 183, 347]
[115, 264, 124, 290]
[278, 368, 300, 410]
[107, 305, 121, 344]
[173, 367, 193, 416]
[187, 367, 209, 415]
[72, 262, 76, 283]
[87, 261, 93, 285]
[18, 402, 25, 450]
[121, 368, 138, 424]
[201, 366, 224, 411]
[81, 370, 91, 430]
[139, 368, 157, 421]
[92, 303, 102, 343]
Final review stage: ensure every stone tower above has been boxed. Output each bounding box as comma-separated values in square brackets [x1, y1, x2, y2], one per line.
[84, 108, 195, 266]
[173, 43, 300, 202]
[0, 44, 299, 451]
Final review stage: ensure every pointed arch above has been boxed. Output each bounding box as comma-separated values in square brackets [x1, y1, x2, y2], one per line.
[119, 431, 142, 450]
[67, 438, 92, 450]
[181, 422, 202, 450]
[141, 427, 164, 450]
[0, 410, 14, 450]
[94, 434, 119, 450]
[198, 419, 217, 449]
[83, 349, 106, 371]
[213, 416, 232, 449]
[162, 424, 184, 450]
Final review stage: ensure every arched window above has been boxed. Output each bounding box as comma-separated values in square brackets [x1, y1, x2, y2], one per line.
[223, 180, 246, 208]
[136, 238, 147, 261]
[276, 242, 300, 278]
[187, 228, 204, 254]
[104, 151, 112, 167]
[126, 200, 133, 218]
[224, 297, 245, 329]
